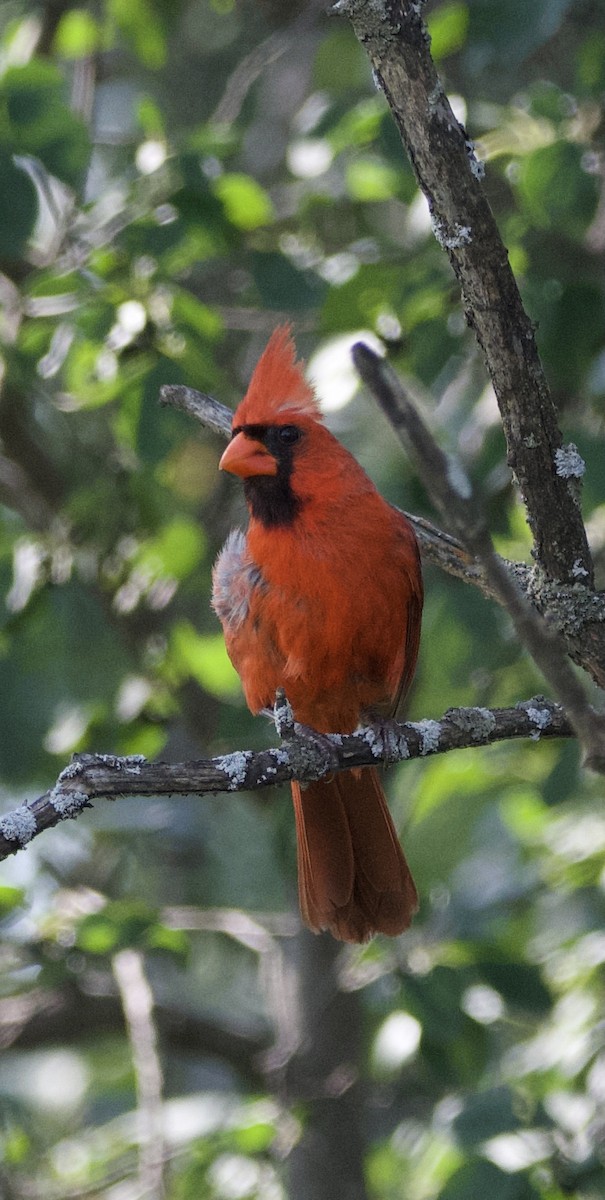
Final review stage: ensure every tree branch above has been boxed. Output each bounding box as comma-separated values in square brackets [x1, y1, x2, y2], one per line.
[0, 700, 574, 861]
[353, 343, 605, 770]
[0, 980, 269, 1085]
[113, 949, 165, 1200]
[333, 0, 593, 588]
[160, 384, 232, 440]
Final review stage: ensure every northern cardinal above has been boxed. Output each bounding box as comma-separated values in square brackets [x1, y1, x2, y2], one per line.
[212, 327, 423, 942]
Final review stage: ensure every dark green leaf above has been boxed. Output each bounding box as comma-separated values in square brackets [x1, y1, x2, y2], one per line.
[438, 1160, 541, 1200]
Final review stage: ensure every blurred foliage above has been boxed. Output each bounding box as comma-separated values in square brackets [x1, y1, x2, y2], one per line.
[0, 0, 604, 1197]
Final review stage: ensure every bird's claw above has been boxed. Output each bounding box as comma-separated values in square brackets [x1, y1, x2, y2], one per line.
[273, 688, 295, 739]
[360, 715, 410, 766]
[273, 689, 340, 782]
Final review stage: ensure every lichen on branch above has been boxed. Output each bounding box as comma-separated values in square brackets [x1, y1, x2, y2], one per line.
[0, 700, 574, 862]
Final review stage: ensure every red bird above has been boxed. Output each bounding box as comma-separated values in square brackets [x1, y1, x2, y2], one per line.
[212, 328, 423, 942]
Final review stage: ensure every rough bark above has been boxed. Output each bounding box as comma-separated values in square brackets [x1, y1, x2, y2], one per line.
[332, 0, 594, 588]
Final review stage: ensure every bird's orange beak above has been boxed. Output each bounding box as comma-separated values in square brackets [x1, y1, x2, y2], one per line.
[219, 431, 278, 478]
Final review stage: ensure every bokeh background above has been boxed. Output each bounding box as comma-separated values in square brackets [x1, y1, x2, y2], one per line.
[1, 0, 605, 1197]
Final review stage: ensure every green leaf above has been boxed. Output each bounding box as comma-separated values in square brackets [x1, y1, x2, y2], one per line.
[345, 157, 400, 202]
[117, 723, 167, 760]
[252, 251, 326, 311]
[533, 282, 605, 393]
[233, 1120, 276, 1154]
[404, 966, 468, 1042]
[576, 30, 605, 93]
[171, 290, 223, 338]
[0, 884, 24, 913]
[169, 621, 241, 698]
[53, 10, 102, 58]
[76, 913, 121, 954]
[475, 959, 552, 1015]
[328, 98, 385, 153]
[313, 28, 369, 93]
[0, 151, 37, 259]
[427, 3, 469, 61]
[0, 61, 90, 189]
[137, 95, 166, 138]
[438, 1159, 540, 1200]
[213, 173, 274, 231]
[320, 263, 402, 334]
[1, 1127, 31, 1166]
[107, 0, 170, 67]
[516, 141, 597, 235]
[467, 0, 576, 66]
[76, 900, 159, 955]
[452, 1087, 531, 1149]
[136, 517, 206, 582]
[145, 922, 189, 960]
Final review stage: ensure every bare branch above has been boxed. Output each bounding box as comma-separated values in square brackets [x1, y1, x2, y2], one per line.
[211, 29, 292, 126]
[0, 980, 269, 1084]
[113, 949, 165, 1200]
[353, 342, 605, 769]
[0, 700, 574, 861]
[333, 0, 593, 588]
[210, 1, 327, 126]
[159, 384, 232, 440]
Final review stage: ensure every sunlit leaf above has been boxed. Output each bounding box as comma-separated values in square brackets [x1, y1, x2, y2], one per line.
[53, 10, 102, 58]
[345, 157, 400, 202]
[328, 98, 385, 153]
[213, 173, 274, 230]
[169, 621, 241, 698]
[107, 0, 169, 67]
[136, 517, 206, 582]
[0, 885, 24, 913]
[232, 1120, 275, 1154]
[427, 2, 469, 60]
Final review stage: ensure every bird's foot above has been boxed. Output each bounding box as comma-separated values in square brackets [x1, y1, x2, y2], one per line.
[272, 688, 296, 738]
[272, 689, 340, 783]
[359, 714, 411, 766]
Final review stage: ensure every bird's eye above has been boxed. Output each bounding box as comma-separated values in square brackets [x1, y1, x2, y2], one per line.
[278, 425, 301, 445]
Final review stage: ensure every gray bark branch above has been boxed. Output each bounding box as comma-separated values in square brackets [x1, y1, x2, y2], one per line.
[332, 0, 593, 588]
[0, 700, 573, 861]
[353, 343, 605, 770]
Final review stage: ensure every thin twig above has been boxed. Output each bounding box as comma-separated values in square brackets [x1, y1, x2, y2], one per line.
[211, 30, 292, 126]
[0, 700, 574, 861]
[353, 342, 605, 770]
[164, 907, 300, 1071]
[159, 384, 232, 439]
[113, 948, 165, 1200]
[333, 0, 594, 588]
[210, 0, 326, 126]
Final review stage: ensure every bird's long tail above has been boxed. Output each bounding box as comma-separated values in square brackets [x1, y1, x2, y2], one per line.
[291, 768, 417, 943]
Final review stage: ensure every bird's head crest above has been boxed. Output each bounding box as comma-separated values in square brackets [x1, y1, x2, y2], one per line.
[233, 326, 322, 427]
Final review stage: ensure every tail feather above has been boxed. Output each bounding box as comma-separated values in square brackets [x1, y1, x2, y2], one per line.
[291, 768, 417, 943]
